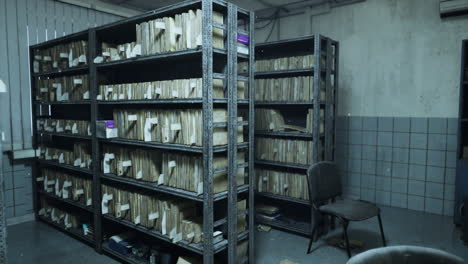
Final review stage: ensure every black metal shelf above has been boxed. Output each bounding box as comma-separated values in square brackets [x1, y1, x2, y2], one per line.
[254, 160, 309, 170]
[255, 131, 314, 139]
[97, 98, 249, 105]
[101, 173, 249, 202]
[36, 131, 92, 140]
[38, 190, 93, 213]
[253, 35, 338, 237]
[99, 138, 249, 154]
[255, 101, 325, 107]
[96, 48, 247, 71]
[33, 65, 89, 78]
[255, 192, 310, 206]
[255, 217, 311, 236]
[255, 68, 315, 78]
[34, 100, 91, 105]
[103, 214, 249, 255]
[37, 215, 95, 244]
[37, 159, 93, 175]
[30, 1, 255, 262]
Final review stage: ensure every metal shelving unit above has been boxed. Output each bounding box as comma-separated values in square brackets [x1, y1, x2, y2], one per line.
[29, 1, 254, 263]
[254, 35, 338, 236]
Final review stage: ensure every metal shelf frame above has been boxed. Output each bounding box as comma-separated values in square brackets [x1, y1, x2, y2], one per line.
[253, 35, 338, 236]
[29, 1, 254, 263]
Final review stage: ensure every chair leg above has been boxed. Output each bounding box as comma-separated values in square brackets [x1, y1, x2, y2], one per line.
[307, 222, 318, 254]
[342, 220, 351, 258]
[377, 213, 387, 247]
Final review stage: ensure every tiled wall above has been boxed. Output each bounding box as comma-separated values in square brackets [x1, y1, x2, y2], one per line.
[336, 116, 457, 216]
[2, 153, 33, 220]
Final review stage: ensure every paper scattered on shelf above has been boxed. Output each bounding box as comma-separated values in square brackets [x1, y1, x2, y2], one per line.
[257, 224, 271, 232]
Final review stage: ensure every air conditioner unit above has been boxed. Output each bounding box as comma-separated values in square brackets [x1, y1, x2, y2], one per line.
[440, 0, 468, 18]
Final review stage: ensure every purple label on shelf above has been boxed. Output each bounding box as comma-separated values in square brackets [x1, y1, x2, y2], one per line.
[105, 120, 115, 129]
[237, 34, 249, 45]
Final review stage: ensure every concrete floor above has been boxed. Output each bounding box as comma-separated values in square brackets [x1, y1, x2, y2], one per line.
[7, 206, 468, 264]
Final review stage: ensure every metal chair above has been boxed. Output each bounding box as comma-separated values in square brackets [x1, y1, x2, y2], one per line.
[346, 245, 465, 264]
[306, 161, 386, 258]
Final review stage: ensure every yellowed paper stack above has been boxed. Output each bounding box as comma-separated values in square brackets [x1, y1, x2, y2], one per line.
[255, 168, 309, 200]
[255, 138, 314, 165]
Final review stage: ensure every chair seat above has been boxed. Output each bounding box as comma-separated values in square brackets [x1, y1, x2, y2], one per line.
[319, 199, 380, 221]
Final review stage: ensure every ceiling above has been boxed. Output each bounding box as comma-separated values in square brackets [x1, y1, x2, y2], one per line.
[101, 0, 328, 12]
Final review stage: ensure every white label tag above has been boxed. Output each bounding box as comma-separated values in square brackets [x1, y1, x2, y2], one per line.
[102, 52, 110, 57]
[128, 115, 137, 121]
[172, 89, 179, 98]
[156, 21, 166, 29]
[136, 170, 143, 179]
[120, 204, 130, 211]
[63, 181, 72, 188]
[122, 160, 132, 167]
[197, 182, 203, 195]
[171, 123, 181, 131]
[36, 177, 44, 182]
[43, 56, 52, 61]
[75, 189, 84, 195]
[132, 44, 141, 56]
[73, 79, 82, 85]
[118, 93, 125, 100]
[162, 211, 167, 235]
[47, 180, 55, 185]
[190, 134, 196, 145]
[83, 91, 89, 99]
[40, 88, 48, 93]
[60, 53, 68, 58]
[158, 174, 164, 185]
[168, 160, 176, 168]
[147, 211, 158, 220]
[94, 56, 103, 63]
[74, 158, 81, 166]
[134, 215, 141, 224]
[97, 94, 103, 100]
[78, 54, 86, 63]
[58, 153, 64, 163]
[62, 188, 69, 199]
[146, 85, 152, 99]
[71, 123, 78, 134]
[155, 87, 162, 95]
[87, 198, 92, 206]
[102, 198, 109, 214]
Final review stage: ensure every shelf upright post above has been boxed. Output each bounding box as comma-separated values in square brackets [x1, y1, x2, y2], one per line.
[248, 9, 256, 264]
[312, 34, 321, 163]
[332, 41, 339, 162]
[29, 45, 39, 219]
[227, 3, 238, 263]
[325, 38, 333, 161]
[88, 28, 102, 253]
[202, 0, 215, 263]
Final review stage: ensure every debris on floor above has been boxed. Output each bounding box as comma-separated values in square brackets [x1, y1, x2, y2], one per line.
[257, 225, 272, 232]
[279, 259, 301, 264]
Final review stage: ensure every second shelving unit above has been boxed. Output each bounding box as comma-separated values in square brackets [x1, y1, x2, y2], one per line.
[253, 35, 338, 236]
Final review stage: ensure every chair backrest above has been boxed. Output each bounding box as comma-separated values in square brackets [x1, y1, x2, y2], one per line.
[306, 161, 342, 203]
[346, 246, 465, 264]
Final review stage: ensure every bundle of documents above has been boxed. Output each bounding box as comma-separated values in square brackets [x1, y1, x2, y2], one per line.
[38, 198, 81, 230]
[255, 108, 324, 134]
[256, 54, 317, 72]
[102, 144, 246, 194]
[98, 78, 246, 101]
[101, 42, 139, 62]
[255, 138, 313, 165]
[38, 142, 92, 169]
[136, 9, 224, 56]
[255, 76, 326, 102]
[37, 118, 91, 136]
[102, 184, 210, 244]
[112, 108, 244, 146]
[33, 40, 88, 73]
[39, 168, 93, 206]
[255, 169, 309, 200]
[35, 74, 89, 102]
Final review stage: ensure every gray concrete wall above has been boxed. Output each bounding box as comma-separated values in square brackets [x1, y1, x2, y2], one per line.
[256, 0, 468, 118]
[0, 0, 122, 223]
